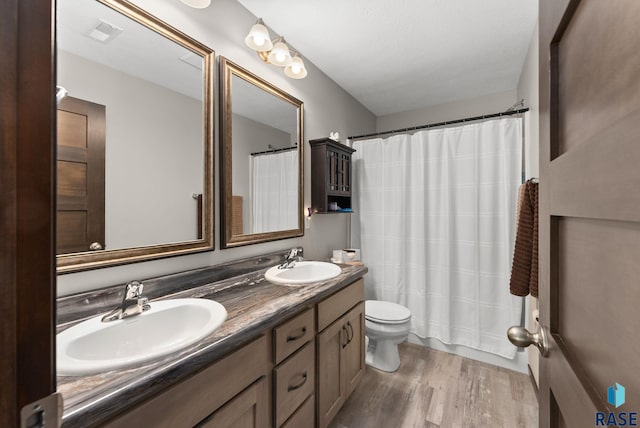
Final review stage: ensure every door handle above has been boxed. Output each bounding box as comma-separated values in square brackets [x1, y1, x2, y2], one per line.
[89, 242, 103, 251]
[507, 325, 549, 357]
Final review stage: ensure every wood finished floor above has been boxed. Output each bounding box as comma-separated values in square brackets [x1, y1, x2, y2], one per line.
[330, 343, 538, 428]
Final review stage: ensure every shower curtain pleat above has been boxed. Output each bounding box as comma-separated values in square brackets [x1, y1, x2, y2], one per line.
[352, 118, 523, 359]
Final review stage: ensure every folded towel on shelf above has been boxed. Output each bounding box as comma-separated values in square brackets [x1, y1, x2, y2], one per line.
[509, 179, 539, 297]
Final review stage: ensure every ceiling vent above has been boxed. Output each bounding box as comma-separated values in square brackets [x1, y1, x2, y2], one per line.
[86, 19, 123, 43]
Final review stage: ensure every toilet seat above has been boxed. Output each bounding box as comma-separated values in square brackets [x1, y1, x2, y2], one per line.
[365, 300, 411, 325]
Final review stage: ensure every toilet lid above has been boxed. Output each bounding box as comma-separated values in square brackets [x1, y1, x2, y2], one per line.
[365, 300, 411, 324]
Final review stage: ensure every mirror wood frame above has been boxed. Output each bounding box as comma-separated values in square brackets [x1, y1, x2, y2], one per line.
[219, 57, 304, 248]
[56, 0, 215, 274]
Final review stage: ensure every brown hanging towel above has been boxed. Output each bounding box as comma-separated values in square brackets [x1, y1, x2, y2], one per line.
[509, 179, 539, 297]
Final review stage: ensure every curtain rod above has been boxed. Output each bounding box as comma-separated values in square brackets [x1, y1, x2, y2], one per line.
[250, 145, 297, 156]
[348, 107, 529, 140]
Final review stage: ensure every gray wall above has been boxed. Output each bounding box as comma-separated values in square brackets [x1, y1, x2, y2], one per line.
[57, 0, 376, 296]
[376, 89, 517, 132]
[518, 22, 540, 180]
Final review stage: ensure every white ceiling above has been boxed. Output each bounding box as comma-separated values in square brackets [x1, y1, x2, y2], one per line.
[237, 0, 538, 116]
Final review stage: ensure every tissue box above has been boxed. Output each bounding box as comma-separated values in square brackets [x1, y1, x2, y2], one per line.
[341, 248, 360, 262]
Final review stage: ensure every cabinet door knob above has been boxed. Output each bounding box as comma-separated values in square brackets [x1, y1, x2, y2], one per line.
[346, 322, 354, 344]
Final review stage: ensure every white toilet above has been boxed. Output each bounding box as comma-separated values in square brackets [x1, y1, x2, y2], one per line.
[364, 300, 411, 372]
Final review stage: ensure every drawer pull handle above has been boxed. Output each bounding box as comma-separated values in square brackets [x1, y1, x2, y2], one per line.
[286, 327, 307, 342]
[287, 372, 308, 392]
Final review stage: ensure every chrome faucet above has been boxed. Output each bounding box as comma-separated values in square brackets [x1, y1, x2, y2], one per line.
[102, 281, 151, 322]
[278, 248, 302, 269]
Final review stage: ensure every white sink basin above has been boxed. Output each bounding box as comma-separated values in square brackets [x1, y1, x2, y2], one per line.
[57, 298, 227, 376]
[265, 261, 342, 285]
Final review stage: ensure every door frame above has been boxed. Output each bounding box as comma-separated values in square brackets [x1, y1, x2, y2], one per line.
[538, 2, 569, 426]
[0, 0, 56, 425]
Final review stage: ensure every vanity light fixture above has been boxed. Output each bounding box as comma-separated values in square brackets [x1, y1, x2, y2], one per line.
[267, 38, 293, 66]
[284, 55, 307, 79]
[244, 19, 308, 79]
[180, 0, 211, 8]
[245, 18, 273, 51]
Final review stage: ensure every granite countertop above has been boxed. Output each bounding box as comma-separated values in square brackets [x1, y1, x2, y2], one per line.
[57, 259, 367, 427]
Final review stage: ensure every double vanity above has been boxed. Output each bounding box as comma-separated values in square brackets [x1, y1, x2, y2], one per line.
[54, 1, 362, 426]
[57, 252, 367, 428]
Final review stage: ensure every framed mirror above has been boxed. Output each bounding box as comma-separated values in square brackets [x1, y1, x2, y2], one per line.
[56, 0, 214, 273]
[219, 57, 304, 248]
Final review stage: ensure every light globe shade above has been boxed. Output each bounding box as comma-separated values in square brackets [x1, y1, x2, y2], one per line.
[180, 0, 211, 8]
[245, 23, 273, 51]
[267, 41, 293, 66]
[284, 56, 307, 79]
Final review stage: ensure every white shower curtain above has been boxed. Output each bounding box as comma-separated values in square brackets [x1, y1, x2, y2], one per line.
[250, 150, 298, 233]
[352, 118, 523, 358]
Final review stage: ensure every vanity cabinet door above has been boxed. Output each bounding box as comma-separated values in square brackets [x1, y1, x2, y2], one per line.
[102, 336, 268, 428]
[316, 279, 365, 428]
[316, 317, 346, 428]
[196, 377, 268, 428]
[342, 302, 365, 398]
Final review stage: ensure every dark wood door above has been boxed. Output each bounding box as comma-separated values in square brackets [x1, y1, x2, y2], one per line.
[539, 0, 640, 426]
[56, 96, 105, 253]
[0, 0, 55, 425]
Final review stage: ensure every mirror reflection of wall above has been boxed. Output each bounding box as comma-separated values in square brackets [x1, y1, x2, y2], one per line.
[56, 0, 205, 254]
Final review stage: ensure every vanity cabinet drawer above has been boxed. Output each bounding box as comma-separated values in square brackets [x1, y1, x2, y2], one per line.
[317, 278, 364, 331]
[274, 341, 315, 427]
[273, 307, 315, 364]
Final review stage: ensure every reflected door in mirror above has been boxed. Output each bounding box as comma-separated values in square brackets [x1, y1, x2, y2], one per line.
[57, 96, 105, 253]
